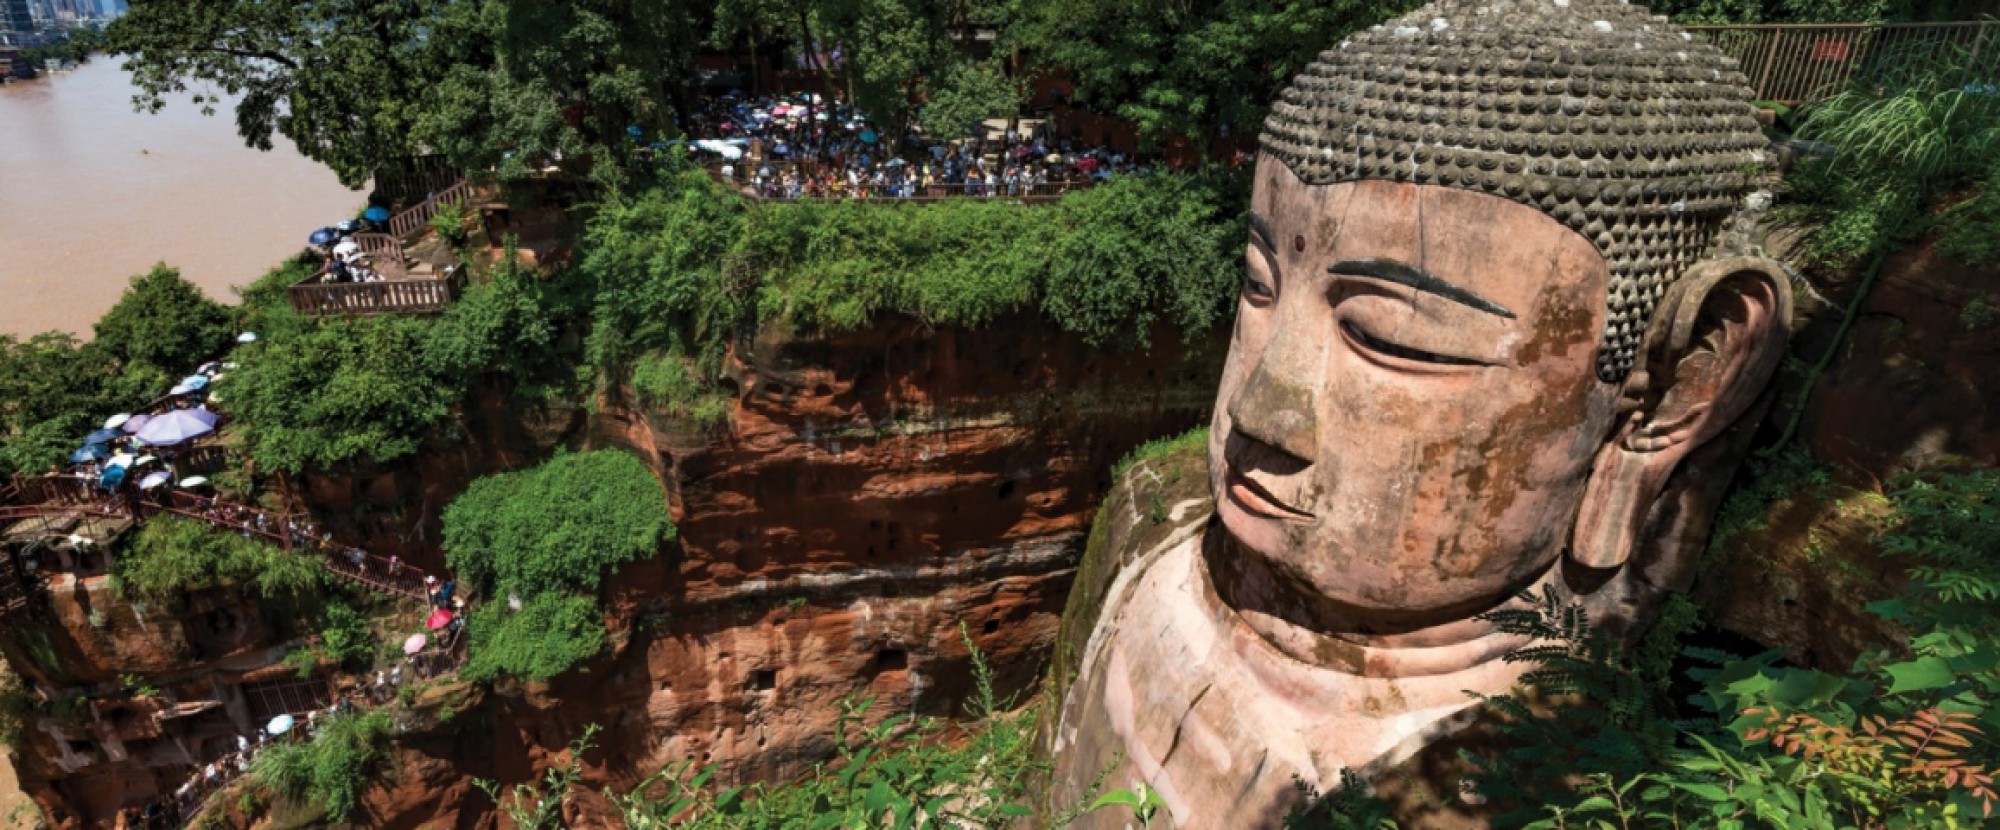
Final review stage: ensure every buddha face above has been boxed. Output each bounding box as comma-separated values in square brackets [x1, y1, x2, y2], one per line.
[1209, 157, 1627, 628]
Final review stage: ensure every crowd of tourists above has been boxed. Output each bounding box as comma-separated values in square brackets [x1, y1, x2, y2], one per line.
[684, 91, 1152, 200]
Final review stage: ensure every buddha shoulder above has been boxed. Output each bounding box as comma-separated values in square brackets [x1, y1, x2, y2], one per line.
[1046, 433, 1213, 689]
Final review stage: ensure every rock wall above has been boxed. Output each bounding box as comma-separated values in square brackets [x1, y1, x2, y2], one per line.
[309, 314, 1224, 826]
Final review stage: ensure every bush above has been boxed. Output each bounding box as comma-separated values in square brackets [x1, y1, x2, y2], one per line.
[577, 166, 1244, 403]
[249, 709, 394, 824]
[460, 593, 608, 683]
[115, 518, 324, 608]
[442, 449, 672, 599]
[217, 316, 459, 473]
[91, 264, 236, 375]
[444, 450, 670, 681]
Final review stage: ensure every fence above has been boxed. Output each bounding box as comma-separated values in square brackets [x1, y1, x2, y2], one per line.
[287, 276, 454, 317]
[348, 232, 406, 265]
[707, 166, 1095, 204]
[1687, 21, 1997, 104]
[372, 155, 462, 209]
[388, 180, 474, 239]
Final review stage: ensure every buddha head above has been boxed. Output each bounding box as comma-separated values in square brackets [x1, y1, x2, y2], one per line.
[1209, 0, 1792, 640]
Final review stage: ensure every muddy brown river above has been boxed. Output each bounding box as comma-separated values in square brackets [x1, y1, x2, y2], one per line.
[0, 59, 363, 338]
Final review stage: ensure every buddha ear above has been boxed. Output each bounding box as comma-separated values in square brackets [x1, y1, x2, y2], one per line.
[1571, 257, 1793, 571]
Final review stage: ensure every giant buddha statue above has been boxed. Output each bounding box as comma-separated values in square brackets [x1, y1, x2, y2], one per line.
[1043, 1, 1792, 826]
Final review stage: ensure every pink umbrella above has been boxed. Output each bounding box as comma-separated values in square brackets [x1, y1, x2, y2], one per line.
[426, 609, 454, 631]
[402, 633, 427, 655]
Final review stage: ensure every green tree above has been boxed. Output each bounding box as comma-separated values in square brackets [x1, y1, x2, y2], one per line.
[1001, 0, 1416, 151]
[217, 316, 459, 473]
[920, 59, 1024, 141]
[461, 593, 610, 682]
[107, 0, 455, 187]
[91, 264, 235, 376]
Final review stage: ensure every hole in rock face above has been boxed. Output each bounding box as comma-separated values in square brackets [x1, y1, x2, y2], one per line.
[876, 649, 909, 671]
[814, 384, 833, 397]
[751, 669, 777, 691]
[997, 481, 1017, 501]
[658, 678, 672, 692]
[719, 377, 742, 397]
[982, 620, 1000, 635]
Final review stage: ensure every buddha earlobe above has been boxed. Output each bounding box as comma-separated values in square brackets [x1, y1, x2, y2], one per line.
[1571, 257, 1793, 571]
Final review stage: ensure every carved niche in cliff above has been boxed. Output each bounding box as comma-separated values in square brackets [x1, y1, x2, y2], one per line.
[1044, 1, 1795, 826]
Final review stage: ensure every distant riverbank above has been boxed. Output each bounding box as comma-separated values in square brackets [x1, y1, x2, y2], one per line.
[0, 59, 362, 338]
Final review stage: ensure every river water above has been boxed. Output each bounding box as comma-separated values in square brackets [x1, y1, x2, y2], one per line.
[0, 60, 363, 338]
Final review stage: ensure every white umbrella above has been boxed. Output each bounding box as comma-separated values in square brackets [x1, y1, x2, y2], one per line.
[137, 471, 172, 490]
[103, 413, 131, 430]
[266, 714, 295, 736]
[236, 332, 258, 344]
[178, 476, 210, 489]
[105, 453, 136, 470]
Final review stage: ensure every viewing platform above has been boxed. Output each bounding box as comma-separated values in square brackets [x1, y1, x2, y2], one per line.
[287, 180, 472, 317]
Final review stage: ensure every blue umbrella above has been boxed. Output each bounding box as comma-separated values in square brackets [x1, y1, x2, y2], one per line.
[99, 465, 126, 489]
[626, 124, 644, 138]
[858, 131, 879, 144]
[70, 444, 110, 464]
[83, 428, 123, 445]
[308, 227, 337, 247]
[135, 408, 217, 447]
[177, 374, 209, 391]
[363, 206, 391, 223]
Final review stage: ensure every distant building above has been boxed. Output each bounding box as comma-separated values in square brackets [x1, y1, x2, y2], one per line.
[0, 0, 34, 45]
[0, 45, 33, 80]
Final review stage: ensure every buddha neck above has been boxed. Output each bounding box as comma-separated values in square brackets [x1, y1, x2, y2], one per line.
[1199, 524, 1556, 678]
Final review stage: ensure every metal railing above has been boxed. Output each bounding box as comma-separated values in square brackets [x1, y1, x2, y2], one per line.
[1687, 21, 1997, 104]
[708, 168, 1095, 204]
[348, 232, 406, 265]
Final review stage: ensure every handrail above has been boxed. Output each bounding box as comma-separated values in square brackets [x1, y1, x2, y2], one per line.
[348, 232, 405, 264]
[0, 475, 433, 600]
[287, 277, 453, 317]
[1686, 20, 1996, 104]
[388, 180, 473, 239]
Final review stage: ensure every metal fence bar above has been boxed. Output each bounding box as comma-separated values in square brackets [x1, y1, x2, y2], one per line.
[1687, 21, 1995, 104]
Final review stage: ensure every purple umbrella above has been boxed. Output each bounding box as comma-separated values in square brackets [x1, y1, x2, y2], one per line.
[121, 413, 152, 434]
[134, 408, 218, 446]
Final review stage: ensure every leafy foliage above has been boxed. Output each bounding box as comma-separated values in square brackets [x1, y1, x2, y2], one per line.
[0, 265, 237, 475]
[442, 449, 672, 600]
[460, 593, 609, 683]
[580, 166, 1243, 386]
[249, 710, 395, 824]
[115, 518, 325, 609]
[476, 725, 601, 829]
[920, 60, 1024, 141]
[1000, 0, 1417, 148]
[1462, 467, 2000, 830]
[220, 249, 566, 473]
[91, 264, 236, 378]
[445, 450, 669, 681]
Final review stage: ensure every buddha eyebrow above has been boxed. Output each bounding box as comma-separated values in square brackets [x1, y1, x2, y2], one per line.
[1328, 258, 1516, 320]
[1247, 211, 1275, 245]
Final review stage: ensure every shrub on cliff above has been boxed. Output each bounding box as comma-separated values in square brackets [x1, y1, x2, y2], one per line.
[577, 167, 1244, 399]
[460, 593, 609, 683]
[115, 517, 325, 609]
[445, 449, 672, 681]
[249, 709, 394, 824]
[443, 449, 673, 598]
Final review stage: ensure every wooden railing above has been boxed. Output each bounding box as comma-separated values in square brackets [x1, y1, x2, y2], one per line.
[348, 232, 405, 265]
[0, 475, 433, 601]
[372, 154, 462, 209]
[1688, 21, 1997, 104]
[287, 276, 454, 317]
[388, 180, 473, 239]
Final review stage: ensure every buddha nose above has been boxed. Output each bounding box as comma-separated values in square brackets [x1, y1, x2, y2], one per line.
[1226, 335, 1320, 464]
